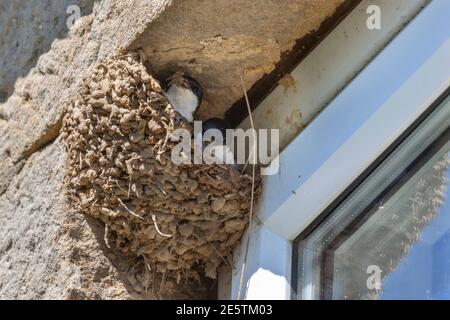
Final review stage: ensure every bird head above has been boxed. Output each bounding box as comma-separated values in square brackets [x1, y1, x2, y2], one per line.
[202, 117, 231, 145]
[200, 117, 235, 165]
[165, 72, 203, 123]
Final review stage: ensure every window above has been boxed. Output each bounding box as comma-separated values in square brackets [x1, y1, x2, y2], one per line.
[294, 91, 450, 300]
[228, 0, 450, 300]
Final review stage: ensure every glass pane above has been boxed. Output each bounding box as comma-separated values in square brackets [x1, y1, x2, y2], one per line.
[297, 92, 450, 300]
[331, 140, 450, 299]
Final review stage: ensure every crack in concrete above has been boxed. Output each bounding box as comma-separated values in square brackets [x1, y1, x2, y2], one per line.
[23, 116, 64, 158]
[0, 115, 64, 197]
[0, 159, 25, 197]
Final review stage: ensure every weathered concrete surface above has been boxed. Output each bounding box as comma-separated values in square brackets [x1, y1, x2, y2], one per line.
[134, 0, 347, 120]
[0, 1, 95, 103]
[0, 0, 172, 196]
[0, 0, 346, 299]
[0, 0, 177, 299]
[0, 139, 131, 299]
[0, 138, 203, 299]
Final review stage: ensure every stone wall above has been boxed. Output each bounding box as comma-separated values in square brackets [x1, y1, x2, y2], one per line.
[0, 0, 346, 299]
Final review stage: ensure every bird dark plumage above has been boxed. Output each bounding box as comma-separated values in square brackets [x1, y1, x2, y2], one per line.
[184, 75, 203, 105]
[202, 117, 232, 144]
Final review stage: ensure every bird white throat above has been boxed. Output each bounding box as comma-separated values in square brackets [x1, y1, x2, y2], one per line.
[166, 84, 199, 123]
[194, 130, 235, 165]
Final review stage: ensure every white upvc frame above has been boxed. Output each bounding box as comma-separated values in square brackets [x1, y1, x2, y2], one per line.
[229, 0, 450, 300]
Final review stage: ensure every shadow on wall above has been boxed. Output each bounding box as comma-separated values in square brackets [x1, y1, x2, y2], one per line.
[81, 214, 215, 299]
[0, 0, 95, 103]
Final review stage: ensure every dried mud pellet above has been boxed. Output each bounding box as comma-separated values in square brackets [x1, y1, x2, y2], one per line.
[178, 222, 194, 237]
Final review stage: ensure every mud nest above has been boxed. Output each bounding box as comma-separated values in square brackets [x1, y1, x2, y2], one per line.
[61, 51, 261, 285]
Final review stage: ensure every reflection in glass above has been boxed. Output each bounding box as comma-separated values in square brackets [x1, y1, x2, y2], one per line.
[297, 94, 450, 300]
[331, 142, 450, 299]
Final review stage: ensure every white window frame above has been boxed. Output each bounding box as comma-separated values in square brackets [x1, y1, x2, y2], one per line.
[229, 0, 450, 300]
